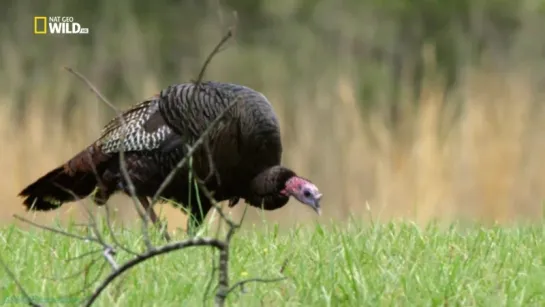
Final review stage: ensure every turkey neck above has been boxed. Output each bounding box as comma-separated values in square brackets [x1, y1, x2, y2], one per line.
[250, 166, 295, 196]
[245, 166, 296, 210]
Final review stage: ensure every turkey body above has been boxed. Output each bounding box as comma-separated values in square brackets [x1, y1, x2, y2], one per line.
[19, 81, 300, 231]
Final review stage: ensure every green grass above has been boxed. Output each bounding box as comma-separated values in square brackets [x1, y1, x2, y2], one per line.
[1, 219, 545, 306]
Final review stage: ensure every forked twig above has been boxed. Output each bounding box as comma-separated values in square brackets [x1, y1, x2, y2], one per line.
[189, 28, 234, 187]
[151, 28, 236, 207]
[0, 255, 41, 307]
[226, 276, 287, 296]
[191, 28, 234, 95]
[84, 237, 225, 306]
[103, 202, 139, 255]
[150, 96, 240, 207]
[13, 215, 100, 244]
[64, 66, 155, 251]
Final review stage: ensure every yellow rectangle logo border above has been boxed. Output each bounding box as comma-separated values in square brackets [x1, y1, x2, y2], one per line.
[34, 16, 47, 34]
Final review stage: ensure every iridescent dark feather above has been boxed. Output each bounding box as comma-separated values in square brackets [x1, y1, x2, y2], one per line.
[18, 81, 306, 230]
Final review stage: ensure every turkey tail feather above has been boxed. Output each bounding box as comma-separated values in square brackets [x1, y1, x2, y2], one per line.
[18, 166, 97, 211]
[18, 144, 110, 211]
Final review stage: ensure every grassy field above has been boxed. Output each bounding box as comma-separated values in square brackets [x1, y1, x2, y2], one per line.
[2, 218, 545, 306]
[3, 2, 545, 306]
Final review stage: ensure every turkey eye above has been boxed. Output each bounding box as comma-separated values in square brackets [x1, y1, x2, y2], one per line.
[303, 190, 311, 197]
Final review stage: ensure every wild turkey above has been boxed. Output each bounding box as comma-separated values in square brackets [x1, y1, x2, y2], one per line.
[18, 81, 323, 237]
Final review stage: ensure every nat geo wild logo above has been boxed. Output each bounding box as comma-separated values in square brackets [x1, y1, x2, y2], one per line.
[34, 16, 89, 35]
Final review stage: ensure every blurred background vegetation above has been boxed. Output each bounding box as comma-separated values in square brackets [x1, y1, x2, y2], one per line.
[2, 0, 545, 231]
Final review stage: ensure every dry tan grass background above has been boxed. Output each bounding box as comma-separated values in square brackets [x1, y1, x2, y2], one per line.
[3, 2, 545, 232]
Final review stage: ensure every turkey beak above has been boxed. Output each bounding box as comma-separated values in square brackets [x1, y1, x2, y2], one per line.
[312, 193, 322, 216]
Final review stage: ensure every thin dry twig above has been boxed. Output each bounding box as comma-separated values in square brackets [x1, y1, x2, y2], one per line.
[50, 259, 109, 303]
[63, 249, 104, 264]
[83, 237, 225, 306]
[43, 255, 102, 282]
[53, 184, 119, 254]
[0, 255, 42, 307]
[150, 28, 236, 207]
[64, 66, 156, 251]
[14, 211, 119, 298]
[194, 179, 286, 306]
[150, 96, 240, 207]
[18, 186, 122, 276]
[226, 276, 287, 296]
[103, 202, 139, 256]
[103, 247, 119, 270]
[190, 29, 234, 187]
[13, 215, 100, 244]
[65, 65, 162, 246]
[191, 28, 234, 96]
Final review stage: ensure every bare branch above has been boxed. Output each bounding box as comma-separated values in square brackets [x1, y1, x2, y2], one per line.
[192, 29, 234, 186]
[191, 28, 233, 94]
[18, 188, 122, 274]
[103, 247, 119, 270]
[193, 177, 236, 307]
[13, 212, 118, 294]
[12, 215, 101, 244]
[226, 276, 287, 296]
[52, 183, 112, 249]
[63, 67, 120, 112]
[64, 67, 156, 250]
[0, 255, 42, 307]
[84, 237, 225, 306]
[184, 27, 237, 191]
[151, 28, 237, 207]
[103, 202, 139, 256]
[195, 180, 239, 229]
[43, 255, 102, 281]
[54, 260, 109, 301]
[203, 258, 219, 305]
[150, 96, 240, 207]
[63, 249, 104, 264]
[189, 20, 236, 189]
[215, 239, 230, 306]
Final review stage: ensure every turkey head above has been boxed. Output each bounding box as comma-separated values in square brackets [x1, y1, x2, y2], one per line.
[244, 166, 323, 215]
